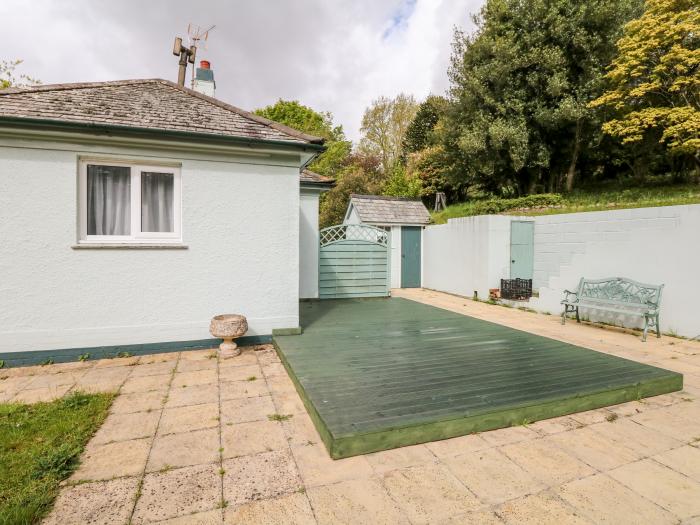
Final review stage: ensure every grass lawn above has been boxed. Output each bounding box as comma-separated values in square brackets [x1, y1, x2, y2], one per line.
[0, 392, 114, 525]
[432, 182, 700, 223]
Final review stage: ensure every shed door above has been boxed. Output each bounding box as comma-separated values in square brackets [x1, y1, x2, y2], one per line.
[319, 224, 389, 299]
[510, 221, 534, 279]
[401, 226, 422, 288]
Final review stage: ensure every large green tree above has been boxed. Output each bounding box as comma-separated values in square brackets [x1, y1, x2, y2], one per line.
[444, 0, 642, 195]
[359, 94, 419, 173]
[402, 95, 448, 156]
[591, 0, 699, 173]
[254, 100, 351, 177]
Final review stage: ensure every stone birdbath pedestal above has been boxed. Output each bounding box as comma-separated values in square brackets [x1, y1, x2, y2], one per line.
[209, 314, 248, 358]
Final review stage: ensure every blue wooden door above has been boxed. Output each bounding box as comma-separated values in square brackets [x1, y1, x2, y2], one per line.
[319, 224, 389, 299]
[401, 226, 422, 288]
[510, 221, 534, 279]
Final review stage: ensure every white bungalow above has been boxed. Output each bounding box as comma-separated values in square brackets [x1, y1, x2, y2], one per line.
[0, 72, 331, 365]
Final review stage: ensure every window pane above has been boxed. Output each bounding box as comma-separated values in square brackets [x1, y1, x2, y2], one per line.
[87, 165, 131, 235]
[141, 172, 174, 233]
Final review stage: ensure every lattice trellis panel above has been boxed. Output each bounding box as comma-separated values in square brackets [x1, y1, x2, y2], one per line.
[319, 224, 389, 248]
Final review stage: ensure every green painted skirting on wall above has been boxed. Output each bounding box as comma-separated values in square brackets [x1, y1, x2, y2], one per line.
[0, 335, 272, 369]
[274, 298, 683, 459]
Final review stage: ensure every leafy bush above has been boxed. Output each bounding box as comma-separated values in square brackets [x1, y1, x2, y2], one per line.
[468, 194, 563, 216]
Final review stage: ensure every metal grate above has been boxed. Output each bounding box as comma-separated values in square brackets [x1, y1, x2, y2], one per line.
[501, 278, 533, 300]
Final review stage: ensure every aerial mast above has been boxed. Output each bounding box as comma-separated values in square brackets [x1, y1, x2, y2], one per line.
[171, 24, 215, 87]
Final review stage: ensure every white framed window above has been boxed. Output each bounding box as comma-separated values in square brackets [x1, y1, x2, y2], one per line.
[78, 159, 182, 244]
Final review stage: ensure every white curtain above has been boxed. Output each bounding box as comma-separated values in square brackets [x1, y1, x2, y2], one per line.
[141, 172, 174, 232]
[87, 165, 131, 235]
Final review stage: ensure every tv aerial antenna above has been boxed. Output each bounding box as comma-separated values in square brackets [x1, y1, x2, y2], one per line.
[187, 24, 216, 86]
[172, 24, 215, 87]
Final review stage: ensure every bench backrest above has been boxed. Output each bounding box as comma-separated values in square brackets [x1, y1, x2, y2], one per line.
[577, 277, 663, 310]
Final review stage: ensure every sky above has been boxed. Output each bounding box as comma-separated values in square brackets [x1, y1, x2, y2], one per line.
[0, 0, 483, 142]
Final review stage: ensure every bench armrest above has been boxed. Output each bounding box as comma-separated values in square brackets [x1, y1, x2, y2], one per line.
[562, 289, 579, 303]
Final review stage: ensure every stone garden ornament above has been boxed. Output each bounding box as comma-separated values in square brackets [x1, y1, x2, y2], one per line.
[209, 314, 248, 358]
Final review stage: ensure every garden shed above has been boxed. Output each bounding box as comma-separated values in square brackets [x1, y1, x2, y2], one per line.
[344, 194, 430, 289]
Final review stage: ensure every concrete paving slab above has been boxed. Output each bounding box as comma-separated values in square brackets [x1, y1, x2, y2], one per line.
[307, 477, 409, 524]
[558, 473, 678, 525]
[147, 427, 220, 472]
[221, 420, 288, 459]
[72, 437, 151, 481]
[224, 493, 315, 525]
[43, 477, 139, 525]
[92, 410, 160, 445]
[222, 449, 302, 508]
[446, 447, 545, 505]
[165, 383, 219, 408]
[220, 395, 275, 425]
[132, 463, 221, 524]
[608, 459, 700, 519]
[158, 402, 219, 435]
[382, 463, 482, 524]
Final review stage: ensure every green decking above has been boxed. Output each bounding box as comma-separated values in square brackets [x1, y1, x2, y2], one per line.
[273, 298, 682, 459]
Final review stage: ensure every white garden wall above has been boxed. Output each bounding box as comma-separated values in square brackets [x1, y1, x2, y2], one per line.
[299, 190, 320, 299]
[0, 134, 303, 352]
[423, 205, 700, 338]
[423, 215, 511, 301]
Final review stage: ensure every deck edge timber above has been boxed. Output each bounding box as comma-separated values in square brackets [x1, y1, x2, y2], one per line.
[273, 332, 682, 460]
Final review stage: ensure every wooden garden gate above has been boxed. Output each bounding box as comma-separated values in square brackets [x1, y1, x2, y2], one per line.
[319, 224, 390, 299]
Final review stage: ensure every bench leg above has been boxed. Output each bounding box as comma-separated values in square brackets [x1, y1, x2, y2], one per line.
[575, 306, 580, 323]
[656, 314, 661, 338]
[561, 306, 567, 325]
[642, 316, 649, 342]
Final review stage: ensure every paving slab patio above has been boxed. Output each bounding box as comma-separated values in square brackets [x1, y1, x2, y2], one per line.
[1, 289, 698, 524]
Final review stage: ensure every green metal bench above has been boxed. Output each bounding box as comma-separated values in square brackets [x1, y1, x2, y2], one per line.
[561, 277, 663, 342]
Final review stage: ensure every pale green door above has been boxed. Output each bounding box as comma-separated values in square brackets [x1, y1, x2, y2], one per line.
[510, 221, 534, 279]
[401, 226, 422, 288]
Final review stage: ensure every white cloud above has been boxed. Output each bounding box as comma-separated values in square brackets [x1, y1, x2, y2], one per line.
[0, 0, 482, 141]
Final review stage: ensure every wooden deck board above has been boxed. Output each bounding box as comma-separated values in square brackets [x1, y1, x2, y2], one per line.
[273, 298, 683, 459]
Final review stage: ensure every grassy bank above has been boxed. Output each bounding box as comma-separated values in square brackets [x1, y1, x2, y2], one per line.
[0, 392, 114, 524]
[432, 182, 700, 224]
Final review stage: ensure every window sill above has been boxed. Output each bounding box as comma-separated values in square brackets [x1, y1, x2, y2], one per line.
[72, 243, 189, 250]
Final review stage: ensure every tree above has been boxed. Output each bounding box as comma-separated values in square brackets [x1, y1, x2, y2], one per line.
[359, 94, 419, 173]
[0, 60, 39, 89]
[590, 0, 699, 173]
[254, 100, 351, 177]
[444, 0, 642, 195]
[383, 164, 422, 198]
[319, 153, 385, 227]
[402, 95, 448, 155]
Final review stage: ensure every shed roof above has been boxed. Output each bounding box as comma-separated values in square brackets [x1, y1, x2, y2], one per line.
[301, 169, 334, 187]
[348, 194, 431, 225]
[0, 79, 324, 147]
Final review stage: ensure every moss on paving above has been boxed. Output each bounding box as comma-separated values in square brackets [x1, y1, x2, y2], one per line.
[0, 391, 114, 524]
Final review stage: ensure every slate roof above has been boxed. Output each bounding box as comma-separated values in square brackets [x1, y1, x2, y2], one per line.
[0, 79, 324, 146]
[301, 169, 334, 186]
[348, 194, 431, 225]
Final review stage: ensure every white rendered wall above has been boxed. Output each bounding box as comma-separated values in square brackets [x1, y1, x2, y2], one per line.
[423, 215, 511, 300]
[0, 136, 302, 352]
[529, 205, 700, 337]
[299, 191, 320, 299]
[422, 206, 700, 338]
[390, 226, 402, 289]
[345, 206, 361, 224]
